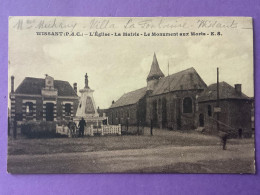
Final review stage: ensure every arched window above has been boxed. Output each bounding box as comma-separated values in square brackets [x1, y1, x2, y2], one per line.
[208, 105, 212, 116]
[25, 102, 33, 116]
[183, 97, 192, 113]
[152, 100, 158, 122]
[65, 103, 71, 116]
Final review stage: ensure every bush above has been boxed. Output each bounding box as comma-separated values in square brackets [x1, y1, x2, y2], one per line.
[121, 125, 144, 135]
[21, 121, 57, 138]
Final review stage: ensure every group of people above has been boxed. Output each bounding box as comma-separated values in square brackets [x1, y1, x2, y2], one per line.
[67, 117, 86, 137]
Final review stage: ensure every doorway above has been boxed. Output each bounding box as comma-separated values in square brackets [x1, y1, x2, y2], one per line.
[46, 103, 54, 121]
[199, 113, 204, 127]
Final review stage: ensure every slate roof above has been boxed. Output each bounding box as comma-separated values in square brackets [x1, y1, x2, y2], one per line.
[198, 81, 249, 102]
[15, 77, 78, 97]
[147, 53, 165, 80]
[151, 67, 207, 96]
[110, 87, 147, 108]
[111, 67, 207, 108]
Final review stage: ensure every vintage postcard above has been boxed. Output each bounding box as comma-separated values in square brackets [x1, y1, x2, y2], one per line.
[8, 17, 255, 174]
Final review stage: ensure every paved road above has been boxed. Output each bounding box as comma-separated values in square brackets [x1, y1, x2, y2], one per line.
[8, 142, 254, 173]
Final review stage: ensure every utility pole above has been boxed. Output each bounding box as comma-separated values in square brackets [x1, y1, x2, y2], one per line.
[217, 67, 220, 132]
[168, 61, 170, 92]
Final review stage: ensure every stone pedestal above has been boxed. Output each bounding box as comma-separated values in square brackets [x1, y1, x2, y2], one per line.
[74, 74, 107, 136]
[76, 88, 99, 118]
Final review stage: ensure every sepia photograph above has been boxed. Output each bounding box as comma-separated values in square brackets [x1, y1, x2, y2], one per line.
[8, 16, 255, 174]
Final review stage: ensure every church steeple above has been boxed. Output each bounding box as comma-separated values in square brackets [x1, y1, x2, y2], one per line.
[147, 53, 165, 81]
[147, 53, 165, 92]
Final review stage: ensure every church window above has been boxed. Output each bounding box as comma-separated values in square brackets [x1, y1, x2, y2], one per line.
[152, 100, 158, 122]
[127, 110, 130, 118]
[183, 97, 192, 113]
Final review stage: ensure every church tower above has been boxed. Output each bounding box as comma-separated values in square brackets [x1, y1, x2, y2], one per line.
[147, 53, 165, 92]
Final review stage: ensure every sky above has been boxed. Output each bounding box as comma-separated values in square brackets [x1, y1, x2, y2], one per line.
[8, 17, 254, 108]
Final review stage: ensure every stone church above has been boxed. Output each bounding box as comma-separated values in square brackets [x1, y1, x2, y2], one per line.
[107, 53, 208, 130]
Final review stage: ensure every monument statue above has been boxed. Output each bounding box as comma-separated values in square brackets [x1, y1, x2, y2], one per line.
[76, 73, 99, 118]
[85, 73, 89, 89]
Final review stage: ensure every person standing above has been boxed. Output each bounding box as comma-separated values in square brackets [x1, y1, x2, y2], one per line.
[221, 132, 228, 150]
[68, 118, 76, 137]
[150, 119, 153, 136]
[78, 117, 86, 137]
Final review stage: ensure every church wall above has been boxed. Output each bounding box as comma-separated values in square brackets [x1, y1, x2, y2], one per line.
[146, 90, 202, 130]
[107, 104, 138, 126]
[137, 95, 147, 126]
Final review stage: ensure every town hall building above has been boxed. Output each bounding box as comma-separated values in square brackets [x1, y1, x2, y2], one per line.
[9, 75, 79, 122]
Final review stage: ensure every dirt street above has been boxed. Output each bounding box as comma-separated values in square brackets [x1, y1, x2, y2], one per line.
[8, 141, 254, 173]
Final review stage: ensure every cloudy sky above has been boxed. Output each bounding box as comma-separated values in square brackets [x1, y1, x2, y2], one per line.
[9, 17, 254, 108]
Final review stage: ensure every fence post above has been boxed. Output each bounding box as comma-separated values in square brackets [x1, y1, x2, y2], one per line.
[101, 124, 104, 136]
[90, 124, 94, 136]
[118, 124, 121, 135]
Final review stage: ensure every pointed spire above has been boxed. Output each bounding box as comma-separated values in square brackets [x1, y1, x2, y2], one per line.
[147, 53, 165, 81]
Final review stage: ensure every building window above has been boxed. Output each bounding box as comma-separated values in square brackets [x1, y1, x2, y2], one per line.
[25, 102, 33, 116]
[118, 111, 121, 124]
[208, 105, 212, 116]
[111, 112, 114, 124]
[65, 103, 71, 116]
[183, 97, 192, 113]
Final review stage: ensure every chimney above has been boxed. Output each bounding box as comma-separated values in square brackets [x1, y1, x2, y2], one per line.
[235, 84, 242, 94]
[73, 83, 77, 94]
[11, 76, 14, 93]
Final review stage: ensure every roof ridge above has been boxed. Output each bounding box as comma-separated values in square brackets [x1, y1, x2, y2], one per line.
[110, 87, 147, 108]
[15, 77, 78, 97]
[163, 67, 196, 79]
[122, 86, 146, 95]
[24, 77, 71, 83]
[208, 81, 228, 86]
